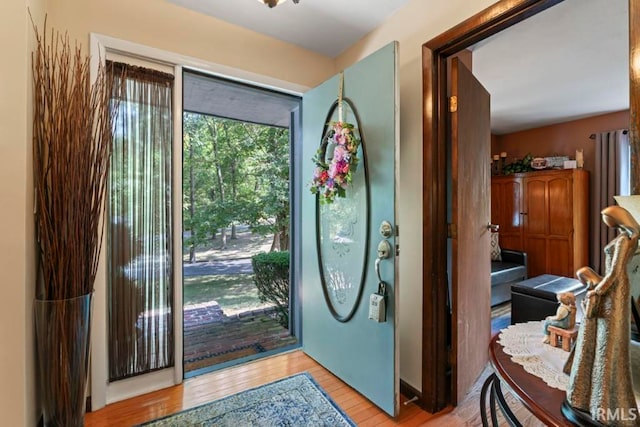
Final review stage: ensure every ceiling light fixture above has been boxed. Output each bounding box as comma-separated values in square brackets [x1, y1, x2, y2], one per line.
[257, 0, 299, 8]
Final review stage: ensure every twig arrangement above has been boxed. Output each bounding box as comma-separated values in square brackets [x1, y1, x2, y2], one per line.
[32, 21, 114, 300]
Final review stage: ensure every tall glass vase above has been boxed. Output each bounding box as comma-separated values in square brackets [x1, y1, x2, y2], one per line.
[35, 292, 93, 427]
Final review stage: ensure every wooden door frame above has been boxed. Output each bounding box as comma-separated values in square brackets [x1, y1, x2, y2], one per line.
[421, 0, 640, 412]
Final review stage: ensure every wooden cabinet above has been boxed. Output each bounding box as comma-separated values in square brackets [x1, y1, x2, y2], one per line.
[491, 177, 523, 251]
[491, 169, 589, 278]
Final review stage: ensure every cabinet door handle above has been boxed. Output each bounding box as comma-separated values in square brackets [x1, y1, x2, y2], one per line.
[520, 212, 528, 215]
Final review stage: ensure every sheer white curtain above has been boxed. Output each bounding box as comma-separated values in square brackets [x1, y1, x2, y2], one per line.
[107, 62, 174, 380]
[592, 129, 630, 274]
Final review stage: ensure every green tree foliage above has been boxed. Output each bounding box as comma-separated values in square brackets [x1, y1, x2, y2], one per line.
[241, 125, 290, 251]
[183, 113, 290, 261]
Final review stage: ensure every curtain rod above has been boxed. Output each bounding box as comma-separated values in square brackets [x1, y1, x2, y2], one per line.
[589, 129, 628, 139]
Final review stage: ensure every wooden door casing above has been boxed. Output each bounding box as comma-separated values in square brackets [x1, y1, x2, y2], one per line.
[422, 0, 637, 412]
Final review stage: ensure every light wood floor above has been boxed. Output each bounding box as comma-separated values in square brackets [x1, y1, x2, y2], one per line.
[86, 308, 540, 427]
[85, 350, 461, 426]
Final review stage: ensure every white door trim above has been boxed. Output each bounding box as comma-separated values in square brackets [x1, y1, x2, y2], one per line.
[90, 33, 307, 96]
[89, 32, 307, 410]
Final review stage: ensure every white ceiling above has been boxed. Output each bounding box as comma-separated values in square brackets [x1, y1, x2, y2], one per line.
[166, 0, 411, 57]
[471, 0, 629, 134]
[169, 0, 629, 135]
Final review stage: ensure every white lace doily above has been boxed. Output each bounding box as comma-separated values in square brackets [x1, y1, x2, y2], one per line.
[498, 321, 570, 391]
[498, 321, 640, 403]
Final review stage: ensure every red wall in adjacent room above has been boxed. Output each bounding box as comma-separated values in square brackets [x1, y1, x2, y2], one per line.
[491, 110, 629, 263]
[491, 110, 629, 181]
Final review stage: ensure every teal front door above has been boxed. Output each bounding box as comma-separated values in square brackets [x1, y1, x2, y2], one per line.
[301, 42, 399, 416]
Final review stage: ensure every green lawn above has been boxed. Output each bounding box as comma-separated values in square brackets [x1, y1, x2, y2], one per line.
[183, 274, 271, 314]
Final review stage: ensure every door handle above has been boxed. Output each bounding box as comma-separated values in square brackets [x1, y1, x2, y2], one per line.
[375, 258, 383, 283]
[487, 223, 500, 232]
[375, 240, 392, 283]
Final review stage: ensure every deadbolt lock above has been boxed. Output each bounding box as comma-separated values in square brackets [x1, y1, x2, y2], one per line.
[379, 220, 393, 238]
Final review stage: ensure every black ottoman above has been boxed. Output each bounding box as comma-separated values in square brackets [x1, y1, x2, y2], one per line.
[510, 274, 586, 325]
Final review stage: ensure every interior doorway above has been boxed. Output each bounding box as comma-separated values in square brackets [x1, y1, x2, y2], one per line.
[456, 0, 628, 339]
[181, 71, 302, 376]
[422, 0, 638, 412]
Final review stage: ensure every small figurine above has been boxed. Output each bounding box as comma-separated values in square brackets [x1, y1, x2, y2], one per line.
[564, 206, 640, 425]
[542, 292, 576, 344]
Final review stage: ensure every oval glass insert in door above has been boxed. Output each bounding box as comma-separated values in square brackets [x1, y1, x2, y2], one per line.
[315, 99, 370, 322]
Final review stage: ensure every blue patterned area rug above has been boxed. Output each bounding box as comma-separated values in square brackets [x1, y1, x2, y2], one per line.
[139, 373, 355, 426]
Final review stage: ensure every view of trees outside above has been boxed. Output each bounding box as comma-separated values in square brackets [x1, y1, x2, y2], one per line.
[183, 112, 290, 263]
[181, 112, 296, 372]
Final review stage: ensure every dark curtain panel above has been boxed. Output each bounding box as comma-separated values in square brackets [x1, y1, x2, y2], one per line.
[592, 129, 630, 274]
[107, 61, 174, 381]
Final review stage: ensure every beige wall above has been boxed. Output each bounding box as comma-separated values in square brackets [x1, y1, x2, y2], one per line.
[335, 0, 497, 391]
[45, 0, 335, 89]
[3, 0, 334, 422]
[0, 0, 43, 425]
[44, 0, 500, 396]
[2, 0, 518, 414]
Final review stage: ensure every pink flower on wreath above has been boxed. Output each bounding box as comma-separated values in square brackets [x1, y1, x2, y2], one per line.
[328, 162, 339, 178]
[313, 167, 327, 184]
[310, 120, 360, 203]
[341, 161, 350, 174]
[333, 145, 346, 162]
